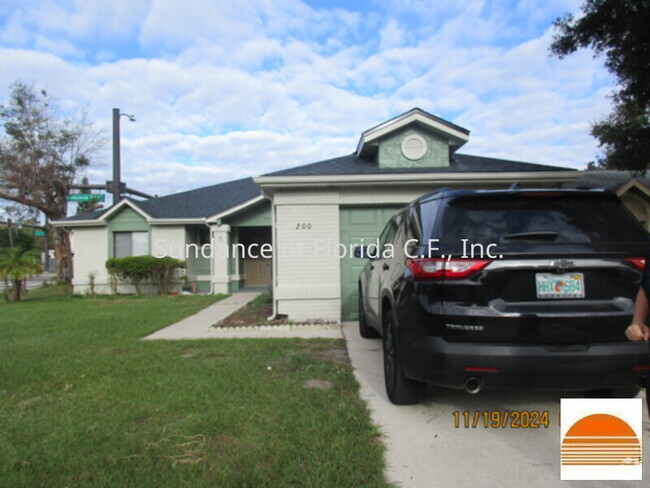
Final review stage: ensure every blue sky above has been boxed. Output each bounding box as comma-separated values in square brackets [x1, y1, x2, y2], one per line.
[0, 0, 612, 199]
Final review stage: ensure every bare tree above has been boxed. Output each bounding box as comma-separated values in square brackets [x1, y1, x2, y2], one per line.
[76, 176, 104, 214]
[0, 80, 105, 281]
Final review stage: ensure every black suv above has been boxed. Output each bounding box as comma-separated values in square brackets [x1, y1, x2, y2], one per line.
[356, 188, 650, 404]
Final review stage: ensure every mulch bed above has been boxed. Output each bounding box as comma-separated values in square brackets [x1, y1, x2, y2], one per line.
[214, 294, 337, 328]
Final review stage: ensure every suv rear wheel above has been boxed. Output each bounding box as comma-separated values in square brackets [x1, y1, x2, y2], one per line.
[383, 308, 425, 404]
[359, 288, 379, 338]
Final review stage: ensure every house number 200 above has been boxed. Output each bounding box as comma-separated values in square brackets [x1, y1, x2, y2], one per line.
[296, 223, 312, 230]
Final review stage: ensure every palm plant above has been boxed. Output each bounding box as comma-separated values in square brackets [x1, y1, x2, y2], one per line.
[0, 247, 42, 301]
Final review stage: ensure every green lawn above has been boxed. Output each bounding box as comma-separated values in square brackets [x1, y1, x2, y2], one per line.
[0, 287, 389, 487]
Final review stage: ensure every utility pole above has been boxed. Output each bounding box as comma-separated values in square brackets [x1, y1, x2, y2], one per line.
[43, 217, 49, 272]
[112, 108, 121, 205]
[111, 108, 135, 205]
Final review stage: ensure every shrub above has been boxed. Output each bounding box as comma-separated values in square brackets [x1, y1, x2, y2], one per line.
[0, 247, 42, 301]
[151, 256, 186, 295]
[105, 256, 186, 295]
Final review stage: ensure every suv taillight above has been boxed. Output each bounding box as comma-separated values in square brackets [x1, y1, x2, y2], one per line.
[406, 258, 491, 281]
[625, 257, 646, 272]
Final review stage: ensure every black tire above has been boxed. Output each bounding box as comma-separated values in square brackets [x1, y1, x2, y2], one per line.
[358, 288, 379, 338]
[382, 308, 425, 404]
[584, 386, 641, 399]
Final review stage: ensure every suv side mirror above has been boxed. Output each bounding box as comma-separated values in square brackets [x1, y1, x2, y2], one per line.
[406, 240, 418, 257]
[353, 245, 377, 259]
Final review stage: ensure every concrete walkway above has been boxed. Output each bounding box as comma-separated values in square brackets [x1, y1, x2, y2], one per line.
[143, 291, 342, 340]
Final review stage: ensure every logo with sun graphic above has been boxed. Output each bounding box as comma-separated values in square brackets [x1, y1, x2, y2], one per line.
[560, 399, 643, 480]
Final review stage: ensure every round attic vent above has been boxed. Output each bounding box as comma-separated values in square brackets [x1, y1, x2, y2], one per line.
[401, 134, 427, 160]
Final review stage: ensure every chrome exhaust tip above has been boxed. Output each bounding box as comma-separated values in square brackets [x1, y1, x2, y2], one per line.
[464, 377, 483, 394]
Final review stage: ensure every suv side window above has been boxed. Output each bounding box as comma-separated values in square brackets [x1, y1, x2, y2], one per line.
[418, 197, 442, 243]
[378, 218, 398, 251]
[391, 212, 408, 257]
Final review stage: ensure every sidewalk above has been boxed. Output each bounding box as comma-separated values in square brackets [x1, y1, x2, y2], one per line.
[143, 291, 342, 340]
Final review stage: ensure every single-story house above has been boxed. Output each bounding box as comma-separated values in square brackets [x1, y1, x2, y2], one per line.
[53, 108, 649, 322]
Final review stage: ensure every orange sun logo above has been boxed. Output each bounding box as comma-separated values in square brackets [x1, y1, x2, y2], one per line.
[561, 414, 642, 466]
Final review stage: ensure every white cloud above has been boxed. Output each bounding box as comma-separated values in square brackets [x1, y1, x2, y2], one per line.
[0, 0, 617, 202]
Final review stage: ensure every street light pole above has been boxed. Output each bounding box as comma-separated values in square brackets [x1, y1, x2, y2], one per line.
[111, 108, 135, 205]
[112, 108, 121, 205]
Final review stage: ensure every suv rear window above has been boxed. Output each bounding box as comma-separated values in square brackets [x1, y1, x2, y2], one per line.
[434, 195, 648, 253]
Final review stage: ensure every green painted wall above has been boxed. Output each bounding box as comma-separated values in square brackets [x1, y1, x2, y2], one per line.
[228, 280, 244, 293]
[195, 256, 211, 275]
[106, 207, 150, 257]
[224, 202, 271, 227]
[107, 208, 149, 232]
[378, 127, 449, 168]
[184, 226, 210, 279]
[196, 281, 211, 293]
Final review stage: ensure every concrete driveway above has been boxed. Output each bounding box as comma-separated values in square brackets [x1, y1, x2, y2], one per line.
[342, 322, 650, 488]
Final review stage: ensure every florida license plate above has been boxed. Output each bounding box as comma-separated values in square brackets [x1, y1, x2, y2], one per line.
[535, 273, 584, 299]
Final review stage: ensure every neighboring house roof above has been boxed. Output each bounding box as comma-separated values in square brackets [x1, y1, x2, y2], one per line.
[562, 170, 650, 192]
[56, 177, 261, 224]
[263, 152, 574, 177]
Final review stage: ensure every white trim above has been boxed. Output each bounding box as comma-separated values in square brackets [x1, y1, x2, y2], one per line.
[100, 199, 153, 221]
[255, 171, 583, 189]
[53, 216, 207, 227]
[149, 218, 206, 225]
[616, 179, 650, 198]
[357, 110, 469, 156]
[51, 218, 104, 227]
[53, 200, 152, 227]
[206, 195, 266, 222]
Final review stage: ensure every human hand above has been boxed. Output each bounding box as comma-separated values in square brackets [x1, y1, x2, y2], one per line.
[625, 323, 650, 341]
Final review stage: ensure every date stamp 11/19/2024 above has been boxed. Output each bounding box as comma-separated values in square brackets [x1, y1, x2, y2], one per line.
[453, 410, 551, 429]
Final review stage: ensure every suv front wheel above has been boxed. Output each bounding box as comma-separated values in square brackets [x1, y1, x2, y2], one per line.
[383, 308, 425, 404]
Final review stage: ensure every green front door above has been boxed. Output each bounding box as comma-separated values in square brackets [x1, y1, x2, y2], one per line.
[339, 207, 402, 321]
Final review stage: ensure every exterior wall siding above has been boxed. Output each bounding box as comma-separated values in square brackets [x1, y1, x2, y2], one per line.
[151, 226, 187, 259]
[378, 127, 450, 168]
[71, 227, 110, 294]
[224, 202, 271, 227]
[275, 203, 341, 321]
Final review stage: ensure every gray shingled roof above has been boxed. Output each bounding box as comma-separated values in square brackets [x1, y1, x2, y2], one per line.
[59, 177, 261, 223]
[136, 177, 261, 219]
[60, 208, 107, 222]
[562, 170, 650, 191]
[263, 152, 573, 177]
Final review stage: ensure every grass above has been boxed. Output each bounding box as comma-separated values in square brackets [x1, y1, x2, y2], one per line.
[0, 286, 389, 487]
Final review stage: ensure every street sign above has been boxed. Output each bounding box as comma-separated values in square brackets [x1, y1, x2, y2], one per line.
[34, 230, 46, 237]
[66, 193, 105, 202]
